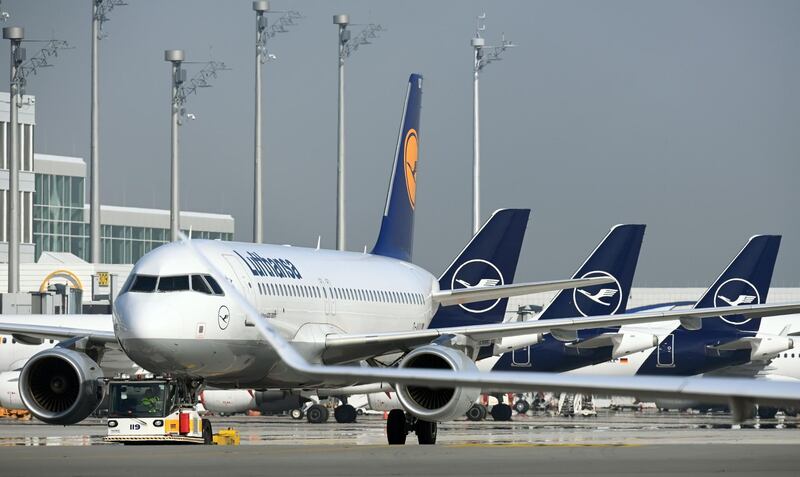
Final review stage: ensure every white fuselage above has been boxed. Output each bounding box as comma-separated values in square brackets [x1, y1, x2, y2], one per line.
[113, 240, 439, 388]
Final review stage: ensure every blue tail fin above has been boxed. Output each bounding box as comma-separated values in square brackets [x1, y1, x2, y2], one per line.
[691, 235, 781, 332]
[537, 224, 646, 320]
[428, 209, 531, 328]
[371, 74, 423, 262]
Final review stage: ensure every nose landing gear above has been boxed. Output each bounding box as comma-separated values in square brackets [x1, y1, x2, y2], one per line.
[386, 409, 437, 445]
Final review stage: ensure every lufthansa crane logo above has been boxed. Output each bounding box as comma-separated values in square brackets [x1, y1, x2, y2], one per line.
[573, 271, 623, 317]
[451, 259, 504, 314]
[714, 278, 760, 325]
[218, 305, 231, 330]
[404, 128, 418, 210]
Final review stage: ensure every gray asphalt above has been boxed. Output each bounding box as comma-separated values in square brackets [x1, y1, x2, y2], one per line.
[1, 444, 798, 476]
[0, 413, 798, 476]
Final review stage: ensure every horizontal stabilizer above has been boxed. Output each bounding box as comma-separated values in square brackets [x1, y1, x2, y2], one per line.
[433, 276, 614, 307]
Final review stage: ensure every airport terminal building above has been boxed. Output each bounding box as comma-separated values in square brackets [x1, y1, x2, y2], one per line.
[33, 154, 233, 264]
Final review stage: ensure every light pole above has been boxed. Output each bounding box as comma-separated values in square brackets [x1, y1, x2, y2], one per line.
[470, 14, 514, 234]
[3, 26, 22, 293]
[333, 14, 348, 251]
[165, 49, 184, 242]
[332, 15, 383, 251]
[90, 0, 126, 264]
[252, 2, 300, 243]
[253, 1, 268, 243]
[164, 51, 229, 242]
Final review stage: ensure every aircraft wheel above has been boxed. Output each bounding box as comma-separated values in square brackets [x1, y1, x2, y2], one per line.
[757, 405, 779, 420]
[306, 404, 329, 424]
[357, 408, 364, 416]
[514, 399, 530, 414]
[491, 403, 513, 421]
[416, 420, 437, 445]
[202, 419, 213, 445]
[334, 404, 358, 423]
[386, 409, 407, 445]
[290, 408, 304, 420]
[466, 403, 486, 421]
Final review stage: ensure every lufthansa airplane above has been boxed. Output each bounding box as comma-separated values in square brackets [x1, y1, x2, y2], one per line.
[488, 235, 789, 376]
[3, 74, 800, 445]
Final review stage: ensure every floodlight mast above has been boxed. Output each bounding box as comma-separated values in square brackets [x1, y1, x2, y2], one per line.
[252, 2, 301, 244]
[165, 49, 184, 242]
[2, 28, 71, 292]
[164, 51, 230, 242]
[90, 0, 126, 264]
[253, 1, 268, 244]
[3, 26, 22, 293]
[470, 13, 515, 234]
[333, 14, 383, 251]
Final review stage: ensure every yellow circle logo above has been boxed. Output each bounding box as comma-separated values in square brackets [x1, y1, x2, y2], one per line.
[404, 129, 418, 209]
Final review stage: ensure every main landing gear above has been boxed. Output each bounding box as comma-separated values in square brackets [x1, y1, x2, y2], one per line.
[386, 409, 437, 445]
[334, 404, 358, 423]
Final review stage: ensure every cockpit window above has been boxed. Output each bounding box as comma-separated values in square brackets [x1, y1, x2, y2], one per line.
[191, 275, 213, 295]
[204, 275, 224, 295]
[129, 275, 158, 293]
[157, 275, 190, 292]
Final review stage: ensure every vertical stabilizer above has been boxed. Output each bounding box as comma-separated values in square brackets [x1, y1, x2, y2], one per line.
[371, 74, 423, 262]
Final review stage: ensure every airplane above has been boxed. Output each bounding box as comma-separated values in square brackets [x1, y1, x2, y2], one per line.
[2, 74, 800, 446]
[488, 235, 788, 379]
[484, 223, 646, 374]
[568, 234, 787, 380]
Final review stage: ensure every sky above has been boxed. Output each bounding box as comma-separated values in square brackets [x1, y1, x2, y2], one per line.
[2, 0, 798, 286]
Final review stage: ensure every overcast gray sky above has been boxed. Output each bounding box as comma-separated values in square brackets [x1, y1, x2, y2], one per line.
[3, 0, 798, 286]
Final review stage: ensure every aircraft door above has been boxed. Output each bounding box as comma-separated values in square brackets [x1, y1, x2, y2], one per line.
[512, 346, 532, 367]
[657, 334, 675, 368]
[319, 279, 335, 317]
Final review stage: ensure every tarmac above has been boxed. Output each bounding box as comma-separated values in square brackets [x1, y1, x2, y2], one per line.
[0, 411, 798, 476]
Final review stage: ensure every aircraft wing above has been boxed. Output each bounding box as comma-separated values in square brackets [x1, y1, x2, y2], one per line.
[0, 314, 116, 344]
[322, 302, 800, 364]
[182, 235, 800, 423]
[432, 276, 614, 306]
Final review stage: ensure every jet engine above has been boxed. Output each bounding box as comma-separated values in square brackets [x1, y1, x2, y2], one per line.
[18, 348, 104, 425]
[394, 345, 480, 422]
[611, 333, 660, 359]
[0, 371, 24, 409]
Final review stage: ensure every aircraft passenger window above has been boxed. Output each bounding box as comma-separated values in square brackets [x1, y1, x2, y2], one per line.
[158, 275, 190, 292]
[1, 337, 5, 344]
[191, 275, 213, 295]
[204, 275, 225, 295]
[130, 275, 158, 293]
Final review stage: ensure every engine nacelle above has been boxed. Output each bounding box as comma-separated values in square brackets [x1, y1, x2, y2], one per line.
[0, 371, 24, 409]
[18, 348, 104, 425]
[751, 336, 794, 360]
[611, 333, 659, 359]
[394, 346, 480, 422]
